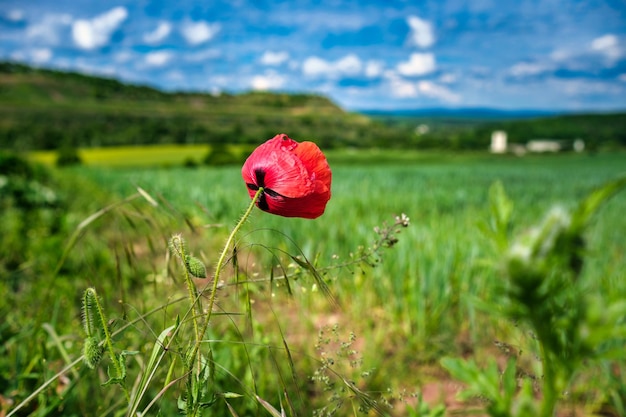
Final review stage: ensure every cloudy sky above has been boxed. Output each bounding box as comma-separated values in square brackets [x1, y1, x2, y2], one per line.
[1, 0, 625, 111]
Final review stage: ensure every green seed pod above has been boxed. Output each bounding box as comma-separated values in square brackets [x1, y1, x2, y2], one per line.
[185, 255, 207, 278]
[168, 234, 187, 260]
[83, 336, 103, 369]
[82, 288, 102, 338]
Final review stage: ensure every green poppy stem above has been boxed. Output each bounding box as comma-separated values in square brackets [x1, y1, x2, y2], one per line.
[189, 187, 263, 367]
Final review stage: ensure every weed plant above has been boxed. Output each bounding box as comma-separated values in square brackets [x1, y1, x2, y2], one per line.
[443, 177, 626, 416]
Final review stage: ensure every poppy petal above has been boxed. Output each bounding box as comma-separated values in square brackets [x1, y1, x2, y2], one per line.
[265, 199, 323, 219]
[242, 135, 312, 198]
[292, 141, 332, 195]
[262, 190, 331, 219]
[241, 134, 332, 218]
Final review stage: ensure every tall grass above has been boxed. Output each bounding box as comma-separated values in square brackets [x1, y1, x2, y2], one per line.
[4, 150, 625, 415]
[76, 152, 626, 356]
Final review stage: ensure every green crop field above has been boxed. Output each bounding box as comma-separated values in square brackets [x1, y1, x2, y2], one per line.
[28, 144, 211, 167]
[2, 149, 625, 416]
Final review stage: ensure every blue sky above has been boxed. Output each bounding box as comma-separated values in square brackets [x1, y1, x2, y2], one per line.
[1, 0, 625, 111]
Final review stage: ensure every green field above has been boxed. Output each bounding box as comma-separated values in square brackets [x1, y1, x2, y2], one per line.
[26, 144, 493, 168]
[28, 144, 210, 166]
[2, 149, 626, 416]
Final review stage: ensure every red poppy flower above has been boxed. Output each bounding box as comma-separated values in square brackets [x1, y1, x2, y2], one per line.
[242, 133, 332, 219]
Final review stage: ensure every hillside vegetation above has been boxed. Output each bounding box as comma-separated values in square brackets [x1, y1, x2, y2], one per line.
[1, 61, 624, 152]
[372, 111, 626, 150]
[0, 62, 406, 151]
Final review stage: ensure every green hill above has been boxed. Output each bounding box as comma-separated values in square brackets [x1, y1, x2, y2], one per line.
[1, 62, 624, 152]
[0, 62, 406, 151]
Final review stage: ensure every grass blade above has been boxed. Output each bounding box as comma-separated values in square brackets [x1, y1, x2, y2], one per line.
[127, 323, 178, 417]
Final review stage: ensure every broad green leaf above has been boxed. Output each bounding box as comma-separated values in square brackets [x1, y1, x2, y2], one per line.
[572, 176, 626, 232]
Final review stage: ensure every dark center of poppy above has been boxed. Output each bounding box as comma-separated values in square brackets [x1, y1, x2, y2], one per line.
[254, 169, 265, 186]
[246, 168, 285, 211]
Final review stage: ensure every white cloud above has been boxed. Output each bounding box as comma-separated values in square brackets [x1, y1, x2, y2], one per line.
[550, 34, 623, 72]
[365, 60, 384, 78]
[397, 53, 436, 76]
[72, 7, 128, 50]
[144, 21, 172, 44]
[591, 34, 621, 61]
[591, 34, 618, 51]
[335, 54, 362, 74]
[180, 20, 220, 45]
[10, 48, 53, 64]
[388, 75, 419, 98]
[385, 73, 460, 103]
[145, 51, 173, 67]
[271, 9, 370, 31]
[260, 51, 290, 66]
[7, 9, 25, 22]
[165, 70, 185, 81]
[556, 78, 623, 96]
[509, 61, 550, 77]
[31, 48, 53, 63]
[113, 50, 133, 63]
[439, 73, 456, 84]
[302, 54, 362, 78]
[417, 81, 461, 103]
[550, 48, 569, 62]
[185, 48, 221, 62]
[302, 56, 331, 76]
[251, 72, 286, 90]
[26, 13, 72, 45]
[406, 15, 435, 48]
[619, 74, 626, 82]
[208, 75, 231, 89]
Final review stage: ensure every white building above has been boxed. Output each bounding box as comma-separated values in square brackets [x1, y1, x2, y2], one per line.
[489, 130, 585, 154]
[490, 130, 507, 153]
[526, 140, 562, 153]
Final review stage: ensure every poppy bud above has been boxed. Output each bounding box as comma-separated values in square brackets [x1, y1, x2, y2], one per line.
[242, 134, 332, 219]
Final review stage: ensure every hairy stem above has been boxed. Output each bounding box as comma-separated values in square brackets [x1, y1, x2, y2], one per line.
[172, 236, 201, 345]
[185, 188, 262, 415]
[86, 288, 130, 403]
[198, 188, 261, 354]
